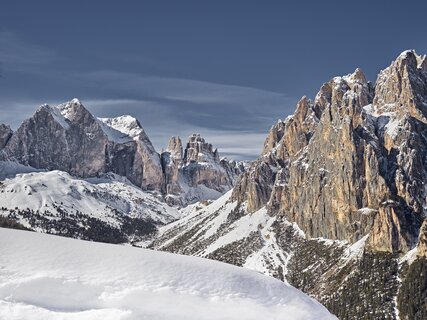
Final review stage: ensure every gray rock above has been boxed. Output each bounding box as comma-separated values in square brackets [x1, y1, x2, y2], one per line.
[0, 124, 13, 149]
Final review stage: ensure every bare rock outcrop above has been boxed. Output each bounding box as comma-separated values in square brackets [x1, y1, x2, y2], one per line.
[0, 124, 13, 149]
[162, 134, 244, 206]
[161, 136, 183, 195]
[417, 220, 427, 257]
[3, 99, 164, 191]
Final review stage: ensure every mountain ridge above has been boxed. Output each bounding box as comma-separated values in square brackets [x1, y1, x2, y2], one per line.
[151, 49, 427, 319]
[0, 99, 244, 206]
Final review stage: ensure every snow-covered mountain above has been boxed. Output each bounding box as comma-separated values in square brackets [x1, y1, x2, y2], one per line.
[0, 228, 336, 320]
[0, 99, 244, 206]
[0, 161, 180, 244]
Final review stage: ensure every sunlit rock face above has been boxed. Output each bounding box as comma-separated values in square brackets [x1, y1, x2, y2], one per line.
[231, 50, 427, 254]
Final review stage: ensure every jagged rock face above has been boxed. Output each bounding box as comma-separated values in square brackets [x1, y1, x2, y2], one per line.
[0, 124, 12, 149]
[417, 220, 427, 257]
[3, 99, 164, 191]
[374, 50, 427, 122]
[161, 136, 183, 195]
[232, 161, 276, 212]
[59, 100, 109, 177]
[232, 51, 427, 253]
[161, 134, 244, 205]
[232, 96, 321, 212]
[277, 71, 380, 243]
[134, 133, 164, 191]
[0, 123, 13, 149]
[4, 105, 72, 171]
[183, 134, 219, 163]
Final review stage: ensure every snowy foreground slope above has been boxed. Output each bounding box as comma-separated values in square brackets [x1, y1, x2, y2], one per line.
[0, 161, 181, 243]
[0, 228, 336, 320]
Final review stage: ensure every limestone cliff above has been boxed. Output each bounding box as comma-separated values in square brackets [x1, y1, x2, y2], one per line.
[232, 50, 427, 254]
[161, 134, 245, 206]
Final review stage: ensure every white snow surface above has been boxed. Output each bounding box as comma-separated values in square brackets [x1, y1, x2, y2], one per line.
[0, 161, 45, 180]
[0, 228, 336, 320]
[0, 162, 180, 225]
[55, 99, 80, 120]
[156, 192, 296, 279]
[98, 115, 143, 143]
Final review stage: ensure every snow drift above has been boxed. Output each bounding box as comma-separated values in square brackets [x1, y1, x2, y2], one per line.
[0, 228, 335, 320]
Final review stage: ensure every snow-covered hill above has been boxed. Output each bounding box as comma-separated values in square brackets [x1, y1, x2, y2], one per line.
[0, 161, 180, 244]
[0, 228, 336, 320]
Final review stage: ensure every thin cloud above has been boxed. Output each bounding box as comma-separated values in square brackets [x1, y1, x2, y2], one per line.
[0, 34, 297, 160]
[0, 32, 59, 73]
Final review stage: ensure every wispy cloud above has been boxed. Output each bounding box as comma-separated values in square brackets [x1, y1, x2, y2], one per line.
[0, 34, 298, 160]
[0, 32, 60, 73]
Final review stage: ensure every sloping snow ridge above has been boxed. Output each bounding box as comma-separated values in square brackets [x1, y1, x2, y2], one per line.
[98, 115, 144, 143]
[0, 228, 336, 320]
[153, 191, 296, 278]
[0, 161, 180, 228]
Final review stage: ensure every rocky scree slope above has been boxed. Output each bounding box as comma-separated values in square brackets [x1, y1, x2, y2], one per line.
[152, 50, 427, 320]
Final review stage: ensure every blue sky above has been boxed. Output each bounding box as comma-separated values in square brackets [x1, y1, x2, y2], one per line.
[1, 0, 427, 159]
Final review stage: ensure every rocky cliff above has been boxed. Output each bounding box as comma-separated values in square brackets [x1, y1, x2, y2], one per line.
[232, 50, 427, 255]
[161, 134, 245, 206]
[2, 99, 164, 190]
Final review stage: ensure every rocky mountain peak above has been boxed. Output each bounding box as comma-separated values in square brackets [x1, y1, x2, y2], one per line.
[373, 50, 427, 121]
[294, 96, 313, 123]
[161, 133, 242, 205]
[183, 134, 219, 164]
[1, 99, 243, 206]
[98, 115, 144, 143]
[55, 98, 89, 121]
[165, 136, 183, 160]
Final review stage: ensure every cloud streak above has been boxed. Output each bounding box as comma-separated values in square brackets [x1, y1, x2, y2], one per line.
[0, 33, 298, 160]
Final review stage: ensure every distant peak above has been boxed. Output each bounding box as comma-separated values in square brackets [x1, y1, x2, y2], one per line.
[166, 136, 183, 159]
[70, 98, 82, 105]
[398, 49, 416, 59]
[101, 114, 140, 126]
[184, 133, 219, 163]
[55, 98, 88, 120]
[188, 133, 206, 143]
[36, 103, 50, 111]
[394, 49, 426, 70]
[98, 115, 143, 141]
